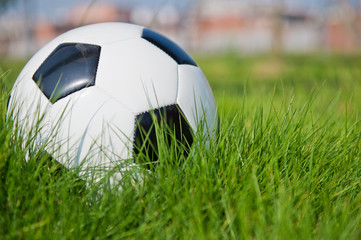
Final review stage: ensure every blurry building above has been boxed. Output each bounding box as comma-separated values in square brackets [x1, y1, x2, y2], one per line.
[187, 1, 264, 53]
[130, 5, 183, 43]
[281, 10, 321, 53]
[33, 2, 131, 49]
[323, 5, 361, 53]
[0, 15, 31, 58]
[66, 2, 130, 26]
[187, 0, 320, 54]
[2, 0, 361, 58]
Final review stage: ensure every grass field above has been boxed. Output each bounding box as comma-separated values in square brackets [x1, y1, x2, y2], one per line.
[1, 54, 361, 239]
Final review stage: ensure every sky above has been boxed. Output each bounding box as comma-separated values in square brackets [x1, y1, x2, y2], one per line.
[3, 0, 192, 20]
[2, 0, 360, 23]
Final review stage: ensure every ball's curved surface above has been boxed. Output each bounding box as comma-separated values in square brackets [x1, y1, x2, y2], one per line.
[7, 23, 217, 174]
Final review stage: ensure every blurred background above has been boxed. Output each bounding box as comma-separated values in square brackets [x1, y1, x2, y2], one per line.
[1, 0, 361, 58]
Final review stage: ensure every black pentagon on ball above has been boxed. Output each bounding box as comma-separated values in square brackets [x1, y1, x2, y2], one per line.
[133, 104, 193, 165]
[33, 43, 101, 103]
[142, 28, 197, 66]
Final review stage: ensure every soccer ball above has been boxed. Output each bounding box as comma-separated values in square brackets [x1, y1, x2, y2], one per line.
[7, 23, 217, 179]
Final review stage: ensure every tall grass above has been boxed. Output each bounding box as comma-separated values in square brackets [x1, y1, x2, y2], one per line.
[1, 55, 361, 239]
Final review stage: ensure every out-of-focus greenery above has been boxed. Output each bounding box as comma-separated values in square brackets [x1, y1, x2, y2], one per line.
[198, 54, 361, 116]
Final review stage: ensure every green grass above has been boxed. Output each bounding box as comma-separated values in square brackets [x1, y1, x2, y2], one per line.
[2, 54, 361, 239]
